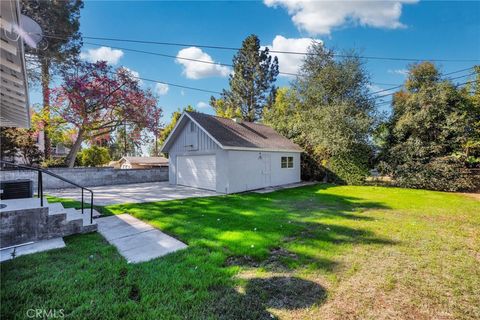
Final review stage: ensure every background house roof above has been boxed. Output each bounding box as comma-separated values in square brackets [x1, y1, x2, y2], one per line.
[121, 156, 169, 165]
[186, 111, 303, 152]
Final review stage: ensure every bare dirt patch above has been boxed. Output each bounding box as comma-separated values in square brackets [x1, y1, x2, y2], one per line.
[458, 192, 480, 201]
[224, 247, 300, 271]
[245, 276, 327, 309]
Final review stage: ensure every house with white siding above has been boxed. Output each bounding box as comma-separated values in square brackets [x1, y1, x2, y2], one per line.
[161, 111, 302, 194]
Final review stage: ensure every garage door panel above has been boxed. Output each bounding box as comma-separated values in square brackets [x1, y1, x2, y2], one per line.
[177, 155, 216, 191]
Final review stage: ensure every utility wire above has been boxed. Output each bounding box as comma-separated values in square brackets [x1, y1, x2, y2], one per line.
[31, 35, 479, 97]
[81, 40, 299, 77]
[369, 67, 475, 97]
[28, 59, 221, 95]
[373, 79, 478, 106]
[79, 41, 479, 85]
[43, 34, 480, 62]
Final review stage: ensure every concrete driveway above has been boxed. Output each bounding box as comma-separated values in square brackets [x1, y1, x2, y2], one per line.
[47, 181, 220, 206]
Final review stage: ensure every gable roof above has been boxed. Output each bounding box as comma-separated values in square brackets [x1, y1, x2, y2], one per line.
[161, 111, 302, 153]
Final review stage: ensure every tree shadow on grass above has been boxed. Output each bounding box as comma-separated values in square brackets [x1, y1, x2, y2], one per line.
[207, 276, 326, 319]
[104, 184, 397, 270]
[2, 184, 398, 319]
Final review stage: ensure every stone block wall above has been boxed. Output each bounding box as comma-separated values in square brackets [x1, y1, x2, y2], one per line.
[0, 167, 169, 190]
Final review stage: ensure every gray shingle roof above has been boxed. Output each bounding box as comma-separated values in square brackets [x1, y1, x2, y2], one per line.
[187, 112, 302, 152]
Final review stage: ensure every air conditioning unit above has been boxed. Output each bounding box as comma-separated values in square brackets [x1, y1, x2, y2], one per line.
[0, 179, 33, 200]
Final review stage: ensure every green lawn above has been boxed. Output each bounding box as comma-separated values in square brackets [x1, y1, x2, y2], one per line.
[2, 185, 479, 319]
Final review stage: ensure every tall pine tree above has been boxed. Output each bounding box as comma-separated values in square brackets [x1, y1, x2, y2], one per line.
[21, 0, 83, 159]
[211, 35, 279, 122]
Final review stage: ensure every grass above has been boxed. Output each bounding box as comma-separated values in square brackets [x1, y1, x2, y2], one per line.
[2, 184, 479, 319]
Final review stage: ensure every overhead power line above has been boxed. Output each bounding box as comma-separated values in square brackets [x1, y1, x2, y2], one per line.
[81, 40, 301, 77]
[40, 33, 480, 63]
[369, 67, 476, 97]
[28, 60, 221, 95]
[30, 35, 479, 97]
[76, 35, 480, 62]
[79, 41, 480, 83]
[373, 79, 478, 106]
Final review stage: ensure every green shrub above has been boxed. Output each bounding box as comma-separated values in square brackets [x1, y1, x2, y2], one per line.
[329, 155, 369, 185]
[300, 153, 326, 182]
[41, 158, 67, 168]
[79, 146, 111, 167]
[392, 156, 476, 192]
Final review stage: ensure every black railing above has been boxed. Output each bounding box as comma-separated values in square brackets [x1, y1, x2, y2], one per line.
[0, 160, 94, 224]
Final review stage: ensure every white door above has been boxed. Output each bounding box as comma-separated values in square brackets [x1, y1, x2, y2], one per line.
[262, 153, 271, 188]
[177, 155, 216, 190]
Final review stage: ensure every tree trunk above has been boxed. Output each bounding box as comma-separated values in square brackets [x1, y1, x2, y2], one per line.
[66, 129, 83, 168]
[41, 60, 52, 159]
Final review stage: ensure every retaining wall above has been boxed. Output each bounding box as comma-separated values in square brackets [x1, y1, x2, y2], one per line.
[0, 167, 169, 190]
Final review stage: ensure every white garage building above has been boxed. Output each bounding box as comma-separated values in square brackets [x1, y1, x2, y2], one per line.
[161, 111, 302, 194]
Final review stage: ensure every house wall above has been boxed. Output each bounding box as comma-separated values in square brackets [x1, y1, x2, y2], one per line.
[165, 118, 301, 194]
[167, 118, 221, 186]
[225, 150, 301, 193]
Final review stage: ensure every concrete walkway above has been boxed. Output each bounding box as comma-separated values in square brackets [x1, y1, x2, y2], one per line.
[47, 181, 220, 206]
[96, 214, 187, 263]
[0, 238, 66, 262]
[253, 181, 318, 194]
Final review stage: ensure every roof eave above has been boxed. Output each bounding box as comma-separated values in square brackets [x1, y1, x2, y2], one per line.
[161, 112, 225, 153]
[223, 146, 303, 153]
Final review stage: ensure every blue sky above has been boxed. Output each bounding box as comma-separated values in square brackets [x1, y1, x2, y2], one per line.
[30, 0, 480, 121]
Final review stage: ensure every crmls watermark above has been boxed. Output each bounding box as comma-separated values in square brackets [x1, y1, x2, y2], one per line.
[26, 309, 64, 319]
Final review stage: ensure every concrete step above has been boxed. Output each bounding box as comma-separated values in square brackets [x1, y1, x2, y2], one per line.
[1, 197, 97, 247]
[47, 202, 66, 216]
[64, 208, 97, 233]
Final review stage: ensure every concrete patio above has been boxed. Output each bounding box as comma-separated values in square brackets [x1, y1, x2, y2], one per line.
[46, 181, 220, 206]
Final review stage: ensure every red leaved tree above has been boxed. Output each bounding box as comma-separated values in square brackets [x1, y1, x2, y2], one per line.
[52, 61, 161, 167]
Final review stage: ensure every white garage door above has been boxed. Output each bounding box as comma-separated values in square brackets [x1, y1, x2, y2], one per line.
[176, 155, 216, 191]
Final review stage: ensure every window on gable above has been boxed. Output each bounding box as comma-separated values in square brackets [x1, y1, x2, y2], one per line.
[281, 156, 294, 168]
[190, 122, 195, 132]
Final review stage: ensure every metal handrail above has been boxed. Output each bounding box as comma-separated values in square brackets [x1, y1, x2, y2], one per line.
[0, 160, 94, 224]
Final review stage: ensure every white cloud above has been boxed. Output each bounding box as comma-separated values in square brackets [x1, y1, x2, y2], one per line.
[180, 90, 186, 96]
[388, 69, 409, 76]
[155, 83, 169, 96]
[265, 35, 321, 77]
[196, 101, 209, 109]
[264, 0, 418, 35]
[176, 47, 230, 79]
[80, 46, 124, 65]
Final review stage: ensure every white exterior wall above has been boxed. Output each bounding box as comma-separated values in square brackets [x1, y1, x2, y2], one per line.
[165, 118, 301, 194]
[167, 119, 226, 191]
[225, 150, 301, 194]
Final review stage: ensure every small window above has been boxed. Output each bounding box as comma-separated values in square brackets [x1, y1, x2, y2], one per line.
[190, 122, 195, 132]
[281, 156, 294, 168]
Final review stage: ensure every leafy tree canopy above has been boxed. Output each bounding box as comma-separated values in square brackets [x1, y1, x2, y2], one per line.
[0, 128, 43, 165]
[52, 61, 161, 167]
[79, 146, 111, 167]
[21, 0, 83, 77]
[380, 62, 479, 191]
[264, 43, 376, 184]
